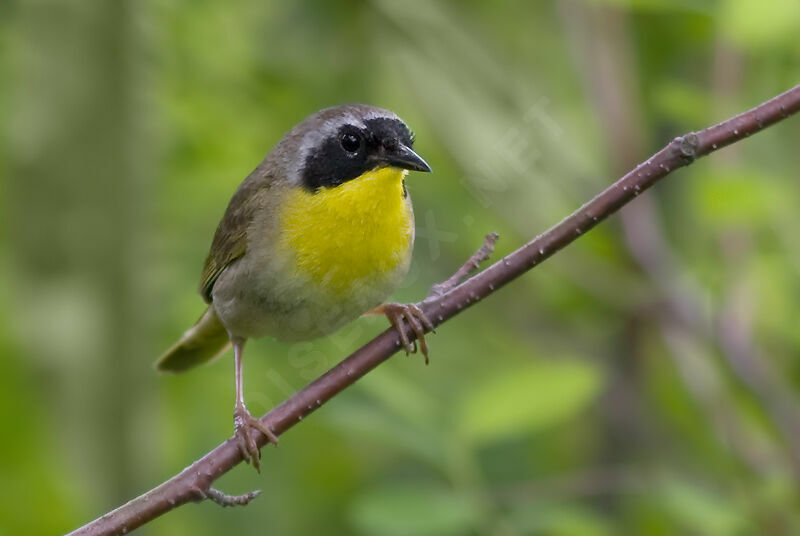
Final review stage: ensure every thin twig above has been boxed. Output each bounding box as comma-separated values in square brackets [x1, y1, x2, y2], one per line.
[67, 84, 800, 536]
[426, 232, 499, 300]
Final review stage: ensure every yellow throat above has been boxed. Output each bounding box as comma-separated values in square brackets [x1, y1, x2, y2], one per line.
[278, 166, 413, 294]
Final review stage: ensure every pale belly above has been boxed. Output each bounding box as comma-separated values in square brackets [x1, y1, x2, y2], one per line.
[211, 249, 411, 341]
[212, 167, 415, 341]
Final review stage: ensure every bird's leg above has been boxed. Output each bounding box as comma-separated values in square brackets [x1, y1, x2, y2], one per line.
[367, 303, 435, 364]
[232, 338, 278, 472]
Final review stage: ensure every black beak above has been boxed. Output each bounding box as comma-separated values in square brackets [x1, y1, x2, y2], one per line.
[383, 142, 432, 173]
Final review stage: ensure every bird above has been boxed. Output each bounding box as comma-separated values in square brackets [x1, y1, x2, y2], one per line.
[156, 104, 434, 470]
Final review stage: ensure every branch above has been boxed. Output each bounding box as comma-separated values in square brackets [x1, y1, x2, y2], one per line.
[68, 84, 800, 536]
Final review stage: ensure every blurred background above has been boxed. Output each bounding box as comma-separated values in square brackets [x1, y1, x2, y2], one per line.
[2, 1, 800, 534]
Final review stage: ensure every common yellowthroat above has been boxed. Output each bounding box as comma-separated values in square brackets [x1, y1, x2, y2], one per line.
[157, 104, 434, 469]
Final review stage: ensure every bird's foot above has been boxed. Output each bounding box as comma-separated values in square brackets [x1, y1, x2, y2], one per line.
[233, 404, 278, 472]
[374, 302, 435, 364]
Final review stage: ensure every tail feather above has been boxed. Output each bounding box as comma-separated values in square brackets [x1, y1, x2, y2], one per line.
[155, 307, 231, 373]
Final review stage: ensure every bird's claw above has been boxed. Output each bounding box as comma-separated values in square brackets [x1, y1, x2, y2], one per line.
[234, 404, 278, 472]
[381, 302, 435, 364]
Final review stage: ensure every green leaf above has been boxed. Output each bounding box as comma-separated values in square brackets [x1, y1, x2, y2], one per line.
[508, 502, 614, 536]
[720, 0, 800, 49]
[458, 359, 604, 445]
[349, 483, 479, 536]
[693, 170, 785, 228]
[653, 81, 713, 126]
[658, 477, 749, 535]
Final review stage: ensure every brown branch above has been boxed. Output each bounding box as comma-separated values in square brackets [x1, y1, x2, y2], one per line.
[566, 1, 800, 493]
[67, 84, 800, 536]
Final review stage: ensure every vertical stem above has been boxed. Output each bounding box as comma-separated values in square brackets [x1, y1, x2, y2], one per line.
[6, 0, 154, 511]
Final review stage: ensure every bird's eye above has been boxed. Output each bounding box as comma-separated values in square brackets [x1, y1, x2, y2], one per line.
[340, 132, 361, 153]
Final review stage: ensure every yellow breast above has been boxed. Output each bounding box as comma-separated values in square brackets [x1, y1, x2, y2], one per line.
[278, 166, 414, 295]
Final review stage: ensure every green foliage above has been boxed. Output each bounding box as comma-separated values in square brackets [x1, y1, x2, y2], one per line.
[508, 502, 614, 536]
[657, 477, 748, 535]
[720, 0, 800, 50]
[349, 483, 480, 536]
[1, 1, 799, 535]
[459, 360, 604, 445]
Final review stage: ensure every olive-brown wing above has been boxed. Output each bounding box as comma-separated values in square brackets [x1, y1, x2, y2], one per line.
[199, 176, 269, 302]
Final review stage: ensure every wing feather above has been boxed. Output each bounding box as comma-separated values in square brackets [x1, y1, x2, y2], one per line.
[199, 174, 271, 302]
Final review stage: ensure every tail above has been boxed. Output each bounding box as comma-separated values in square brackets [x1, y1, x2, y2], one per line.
[155, 307, 231, 373]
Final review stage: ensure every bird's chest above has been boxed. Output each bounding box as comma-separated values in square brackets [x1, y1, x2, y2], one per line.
[276, 168, 414, 299]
